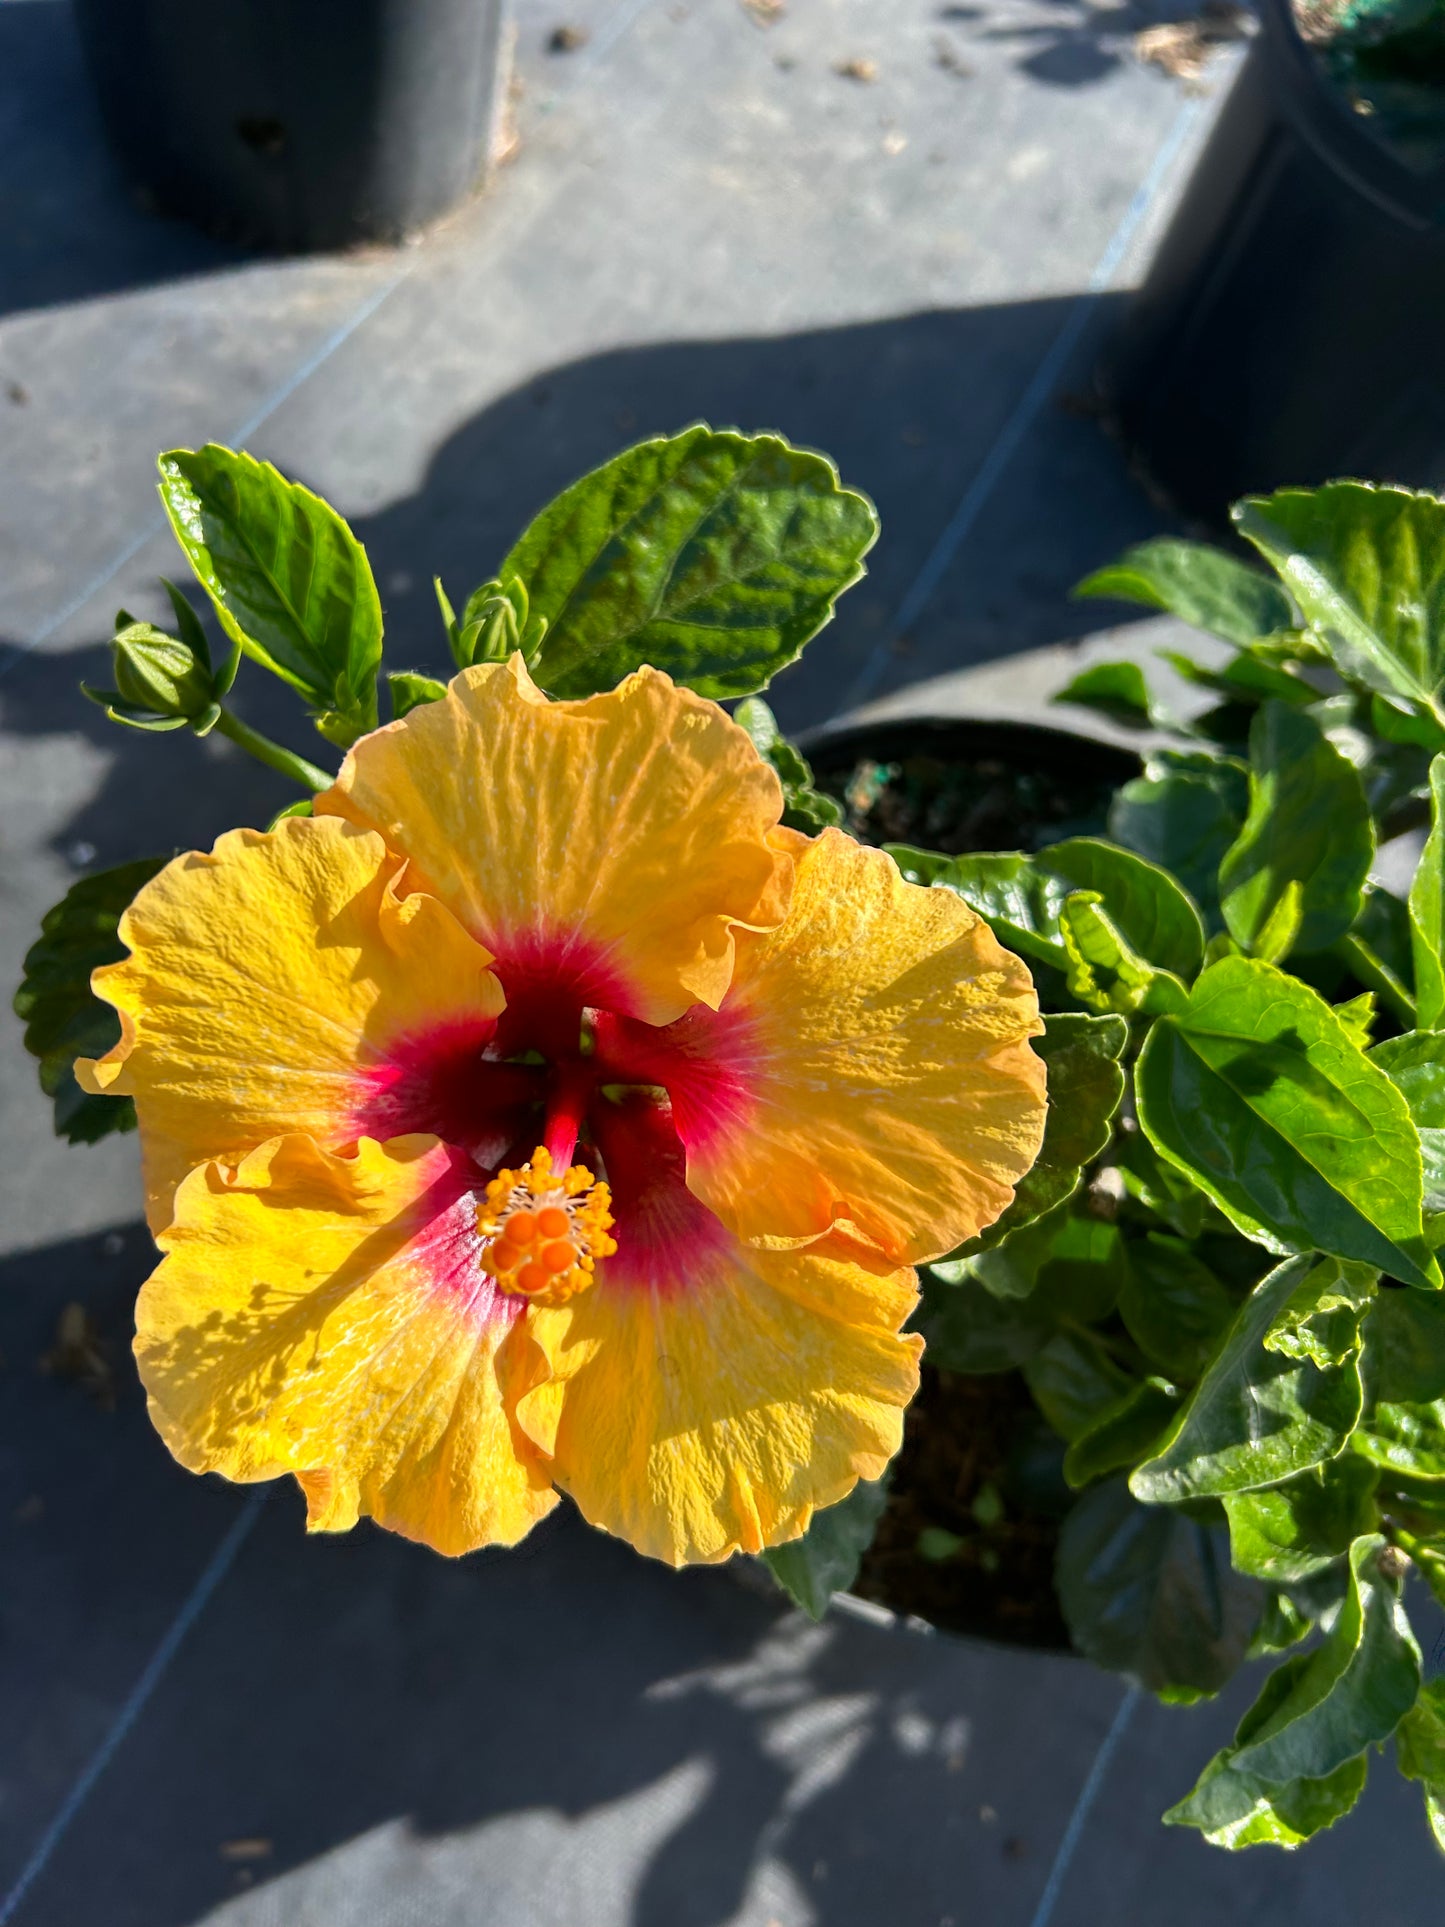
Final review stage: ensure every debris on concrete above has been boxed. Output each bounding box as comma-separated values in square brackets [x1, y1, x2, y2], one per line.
[835, 55, 879, 80]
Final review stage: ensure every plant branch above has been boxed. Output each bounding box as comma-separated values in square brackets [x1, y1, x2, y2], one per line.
[215, 709, 333, 792]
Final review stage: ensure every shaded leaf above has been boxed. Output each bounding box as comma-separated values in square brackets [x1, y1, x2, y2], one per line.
[733, 696, 844, 833]
[1369, 1031, 1445, 1215]
[1063, 1377, 1182, 1488]
[158, 444, 382, 745]
[1074, 537, 1294, 647]
[14, 858, 168, 1143]
[1056, 1477, 1263, 1696]
[1024, 1329, 1136, 1444]
[1134, 957, 1439, 1288]
[1224, 1459, 1380, 1583]
[1119, 1233, 1237, 1381]
[1052, 659, 1156, 728]
[760, 1476, 889, 1619]
[387, 671, 447, 719]
[953, 1013, 1127, 1254]
[1362, 1284, 1445, 1405]
[1249, 1590, 1312, 1658]
[1353, 1396, 1445, 1486]
[1219, 702, 1373, 962]
[1108, 751, 1249, 928]
[501, 426, 878, 700]
[1131, 1256, 1375, 1504]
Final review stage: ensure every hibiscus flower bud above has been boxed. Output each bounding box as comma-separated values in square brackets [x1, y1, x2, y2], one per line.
[112, 621, 215, 719]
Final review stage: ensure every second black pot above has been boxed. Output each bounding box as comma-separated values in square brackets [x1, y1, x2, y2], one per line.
[72, 0, 513, 253]
[1103, 0, 1445, 526]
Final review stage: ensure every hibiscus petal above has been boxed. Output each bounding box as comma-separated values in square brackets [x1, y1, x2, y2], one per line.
[317, 656, 791, 1028]
[77, 815, 505, 1229]
[599, 828, 1046, 1264]
[517, 1096, 920, 1567]
[137, 1133, 557, 1555]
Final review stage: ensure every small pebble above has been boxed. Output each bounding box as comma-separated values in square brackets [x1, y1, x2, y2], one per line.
[835, 55, 877, 81]
[548, 23, 589, 52]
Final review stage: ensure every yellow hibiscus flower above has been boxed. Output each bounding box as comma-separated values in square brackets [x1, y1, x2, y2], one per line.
[78, 658, 1046, 1566]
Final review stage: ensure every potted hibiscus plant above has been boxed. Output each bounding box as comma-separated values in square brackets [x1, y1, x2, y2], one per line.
[17, 435, 1445, 1856]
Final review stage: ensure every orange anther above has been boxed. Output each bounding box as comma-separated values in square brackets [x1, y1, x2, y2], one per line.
[517, 1260, 551, 1296]
[541, 1240, 575, 1274]
[535, 1205, 571, 1241]
[507, 1212, 540, 1245]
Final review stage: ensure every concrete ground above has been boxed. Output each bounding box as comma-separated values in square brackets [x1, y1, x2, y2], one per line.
[2, 0, 1442, 1920]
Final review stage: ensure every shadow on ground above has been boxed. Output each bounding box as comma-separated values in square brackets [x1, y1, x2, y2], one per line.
[0, 1223, 1112, 1927]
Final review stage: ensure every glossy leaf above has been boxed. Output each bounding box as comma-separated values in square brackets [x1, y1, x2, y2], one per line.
[1135, 957, 1439, 1289]
[1165, 1652, 1369, 1848]
[1235, 482, 1445, 710]
[1226, 1534, 1419, 1784]
[500, 427, 878, 701]
[1074, 537, 1294, 647]
[1119, 1233, 1237, 1381]
[1411, 756, 1445, 1030]
[733, 697, 844, 833]
[14, 858, 167, 1143]
[1063, 1377, 1182, 1488]
[387, 671, 446, 719]
[1224, 1459, 1380, 1583]
[1041, 837, 1204, 980]
[1370, 1031, 1445, 1214]
[1056, 1477, 1263, 1696]
[1052, 659, 1156, 729]
[1131, 1256, 1373, 1504]
[1219, 702, 1373, 962]
[760, 1476, 888, 1619]
[158, 445, 382, 745]
[916, 851, 1070, 970]
[1059, 892, 1188, 1016]
[1108, 751, 1249, 928]
[1249, 1591, 1312, 1659]
[1353, 1396, 1445, 1486]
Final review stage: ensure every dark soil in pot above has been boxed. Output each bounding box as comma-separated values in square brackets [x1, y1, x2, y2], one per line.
[804, 716, 1138, 1651]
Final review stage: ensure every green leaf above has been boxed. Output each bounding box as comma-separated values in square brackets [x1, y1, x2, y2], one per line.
[1108, 753, 1249, 930]
[1131, 1256, 1375, 1504]
[1395, 1678, 1445, 1853]
[1052, 659, 1156, 729]
[1235, 481, 1445, 711]
[1116, 1128, 1208, 1239]
[1362, 1283, 1445, 1404]
[387, 671, 447, 719]
[733, 696, 844, 833]
[1353, 1396, 1445, 1486]
[1074, 537, 1294, 647]
[1370, 1031, 1445, 1215]
[953, 1013, 1127, 1252]
[1024, 1329, 1136, 1444]
[917, 1269, 1061, 1374]
[1219, 702, 1374, 962]
[1249, 1590, 1312, 1658]
[907, 851, 1071, 971]
[1159, 645, 1315, 710]
[1134, 956, 1440, 1288]
[13, 858, 168, 1144]
[158, 444, 383, 745]
[959, 1205, 1128, 1310]
[1411, 756, 1445, 1030]
[1056, 1477, 1263, 1695]
[1224, 1534, 1420, 1783]
[1118, 1233, 1237, 1381]
[759, 1476, 888, 1619]
[1224, 1459, 1380, 1583]
[1063, 1377, 1182, 1487]
[1059, 893, 1188, 1017]
[1165, 1652, 1370, 1848]
[499, 426, 878, 701]
[1040, 837, 1204, 981]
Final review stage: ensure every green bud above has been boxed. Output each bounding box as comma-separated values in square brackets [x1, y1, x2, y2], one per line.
[111, 621, 215, 720]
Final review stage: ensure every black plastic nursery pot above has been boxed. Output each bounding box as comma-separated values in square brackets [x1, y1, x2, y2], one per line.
[802, 713, 1140, 1650]
[1104, 0, 1445, 526]
[71, 0, 514, 252]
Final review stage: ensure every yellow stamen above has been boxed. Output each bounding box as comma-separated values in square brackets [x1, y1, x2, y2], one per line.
[477, 1146, 616, 1306]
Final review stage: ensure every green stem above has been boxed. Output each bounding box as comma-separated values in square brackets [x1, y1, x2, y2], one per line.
[215, 709, 333, 793]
